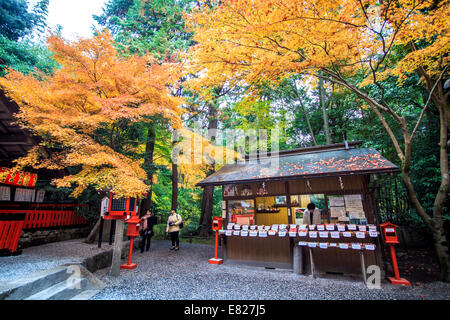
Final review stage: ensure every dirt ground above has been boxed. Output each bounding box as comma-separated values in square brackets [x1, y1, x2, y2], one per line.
[383, 246, 442, 284]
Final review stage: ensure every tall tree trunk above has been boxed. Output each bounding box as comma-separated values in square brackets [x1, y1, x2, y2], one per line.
[171, 127, 179, 211]
[199, 102, 218, 237]
[171, 161, 178, 211]
[319, 71, 331, 144]
[142, 124, 156, 215]
[432, 93, 450, 281]
[292, 80, 317, 145]
[320, 62, 450, 281]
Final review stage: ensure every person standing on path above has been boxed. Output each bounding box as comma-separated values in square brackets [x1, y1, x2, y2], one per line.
[166, 209, 182, 251]
[140, 210, 157, 253]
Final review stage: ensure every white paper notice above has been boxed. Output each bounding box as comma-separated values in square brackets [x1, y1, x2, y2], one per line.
[329, 243, 338, 247]
[309, 231, 318, 238]
[271, 224, 279, 231]
[356, 232, 366, 239]
[330, 231, 340, 239]
[0, 186, 10, 201]
[348, 224, 357, 230]
[308, 242, 317, 248]
[369, 231, 378, 237]
[352, 243, 362, 250]
[317, 225, 325, 231]
[358, 225, 367, 232]
[343, 232, 352, 238]
[298, 241, 307, 246]
[289, 232, 297, 237]
[290, 224, 297, 229]
[319, 243, 328, 249]
[337, 225, 346, 232]
[368, 225, 377, 232]
[264, 226, 271, 231]
[278, 231, 287, 237]
[234, 224, 241, 230]
[242, 225, 249, 231]
[329, 197, 345, 207]
[250, 225, 257, 230]
[227, 224, 234, 230]
[268, 231, 276, 236]
[325, 224, 335, 231]
[298, 231, 308, 237]
[319, 231, 329, 238]
[233, 230, 240, 236]
[299, 224, 308, 230]
[309, 225, 316, 230]
[330, 206, 346, 218]
[365, 244, 376, 250]
[279, 224, 287, 230]
[339, 243, 349, 249]
[225, 230, 232, 236]
[249, 230, 258, 237]
[240, 230, 248, 237]
[259, 231, 268, 238]
[257, 225, 264, 230]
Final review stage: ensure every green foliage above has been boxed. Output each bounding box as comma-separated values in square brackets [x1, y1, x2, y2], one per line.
[0, 0, 56, 76]
[0, 0, 49, 41]
[94, 0, 195, 60]
[0, 34, 57, 76]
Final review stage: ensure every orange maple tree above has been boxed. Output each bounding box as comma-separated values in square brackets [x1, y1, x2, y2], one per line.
[0, 31, 183, 198]
[185, 0, 450, 281]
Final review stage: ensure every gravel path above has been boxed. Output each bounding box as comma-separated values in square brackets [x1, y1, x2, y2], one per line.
[0, 239, 114, 283]
[92, 240, 450, 300]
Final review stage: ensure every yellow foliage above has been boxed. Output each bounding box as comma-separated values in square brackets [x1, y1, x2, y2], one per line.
[174, 127, 241, 187]
[184, 0, 449, 93]
[0, 31, 183, 198]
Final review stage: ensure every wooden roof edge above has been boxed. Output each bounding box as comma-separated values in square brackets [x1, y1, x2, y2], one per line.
[196, 167, 400, 187]
[245, 141, 364, 160]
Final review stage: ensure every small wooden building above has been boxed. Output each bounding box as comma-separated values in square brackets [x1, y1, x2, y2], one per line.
[0, 91, 87, 256]
[197, 142, 399, 276]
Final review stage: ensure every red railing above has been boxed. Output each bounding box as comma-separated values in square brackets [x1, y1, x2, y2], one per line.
[0, 208, 87, 254]
[0, 218, 24, 254]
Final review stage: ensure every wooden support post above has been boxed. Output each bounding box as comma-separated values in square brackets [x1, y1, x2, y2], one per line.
[293, 245, 304, 274]
[98, 217, 104, 248]
[109, 219, 115, 245]
[309, 247, 315, 278]
[109, 219, 124, 277]
[360, 251, 367, 285]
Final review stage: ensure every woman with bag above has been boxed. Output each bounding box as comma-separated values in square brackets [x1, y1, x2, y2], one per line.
[166, 209, 182, 251]
[140, 210, 157, 253]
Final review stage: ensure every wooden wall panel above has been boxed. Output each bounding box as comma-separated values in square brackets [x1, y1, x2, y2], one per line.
[289, 176, 366, 194]
[226, 235, 292, 264]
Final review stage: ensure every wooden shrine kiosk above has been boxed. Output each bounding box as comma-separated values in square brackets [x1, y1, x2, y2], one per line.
[196, 142, 399, 277]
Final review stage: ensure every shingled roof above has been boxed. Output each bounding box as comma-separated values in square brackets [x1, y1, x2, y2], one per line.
[196, 145, 399, 187]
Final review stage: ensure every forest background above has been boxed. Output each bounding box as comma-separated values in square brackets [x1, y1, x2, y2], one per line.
[0, 0, 448, 278]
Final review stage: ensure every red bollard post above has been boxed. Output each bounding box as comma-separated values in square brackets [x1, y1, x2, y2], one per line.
[120, 215, 140, 270]
[380, 222, 410, 286]
[209, 217, 223, 265]
[121, 236, 137, 269]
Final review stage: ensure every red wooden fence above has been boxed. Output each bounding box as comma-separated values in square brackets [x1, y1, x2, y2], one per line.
[0, 208, 87, 255]
[0, 214, 25, 254]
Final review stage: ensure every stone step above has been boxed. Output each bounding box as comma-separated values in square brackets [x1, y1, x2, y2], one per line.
[25, 277, 88, 300]
[0, 266, 70, 300]
[0, 264, 106, 300]
[70, 289, 101, 300]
